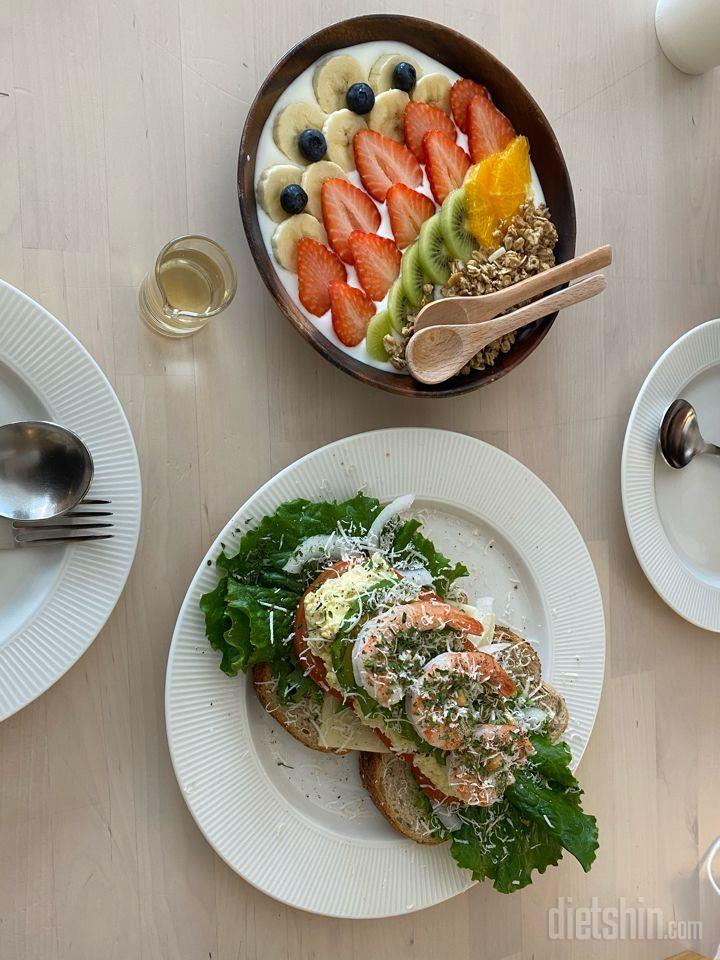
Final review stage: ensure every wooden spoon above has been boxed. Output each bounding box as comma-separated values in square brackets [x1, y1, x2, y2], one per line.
[406, 274, 607, 385]
[412, 244, 613, 333]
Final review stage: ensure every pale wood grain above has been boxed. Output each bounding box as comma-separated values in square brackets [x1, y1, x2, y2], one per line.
[1, 0, 720, 958]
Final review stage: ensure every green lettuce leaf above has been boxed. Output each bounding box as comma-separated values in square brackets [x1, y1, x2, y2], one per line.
[270, 657, 321, 703]
[392, 518, 422, 551]
[201, 494, 473, 691]
[200, 580, 296, 677]
[218, 494, 382, 588]
[200, 495, 385, 682]
[226, 581, 296, 662]
[525, 735, 579, 788]
[450, 735, 598, 891]
[451, 801, 563, 893]
[395, 526, 468, 595]
[199, 577, 230, 652]
[506, 775, 598, 872]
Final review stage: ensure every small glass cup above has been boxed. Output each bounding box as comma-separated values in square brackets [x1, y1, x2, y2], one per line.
[138, 235, 237, 337]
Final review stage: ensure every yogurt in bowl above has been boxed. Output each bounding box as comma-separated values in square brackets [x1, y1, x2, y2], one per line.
[239, 16, 575, 396]
[254, 41, 549, 376]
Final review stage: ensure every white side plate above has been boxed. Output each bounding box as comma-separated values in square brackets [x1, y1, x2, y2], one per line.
[0, 280, 141, 720]
[166, 428, 605, 918]
[622, 318, 720, 630]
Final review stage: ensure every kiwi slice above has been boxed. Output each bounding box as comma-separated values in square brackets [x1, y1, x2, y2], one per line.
[440, 189, 475, 262]
[401, 242, 427, 308]
[365, 310, 393, 361]
[417, 214, 451, 285]
[387, 279, 410, 333]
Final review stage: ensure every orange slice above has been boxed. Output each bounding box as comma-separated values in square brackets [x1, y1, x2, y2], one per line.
[465, 136, 531, 248]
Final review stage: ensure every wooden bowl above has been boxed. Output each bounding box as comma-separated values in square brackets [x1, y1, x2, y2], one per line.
[238, 15, 576, 398]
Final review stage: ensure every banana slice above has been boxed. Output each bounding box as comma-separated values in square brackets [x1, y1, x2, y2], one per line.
[313, 54, 366, 113]
[322, 109, 367, 171]
[368, 54, 423, 93]
[367, 89, 409, 142]
[271, 214, 327, 273]
[412, 73, 452, 115]
[273, 101, 327, 165]
[301, 160, 346, 220]
[257, 164, 304, 222]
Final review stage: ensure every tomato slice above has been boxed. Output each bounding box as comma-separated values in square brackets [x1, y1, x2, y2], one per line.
[371, 726, 458, 806]
[411, 767, 459, 807]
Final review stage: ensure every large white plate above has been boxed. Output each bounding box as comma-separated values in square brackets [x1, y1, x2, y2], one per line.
[166, 429, 605, 918]
[0, 280, 141, 720]
[622, 318, 720, 630]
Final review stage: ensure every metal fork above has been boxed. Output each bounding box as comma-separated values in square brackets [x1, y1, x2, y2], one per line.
[0, 498, 114, 548]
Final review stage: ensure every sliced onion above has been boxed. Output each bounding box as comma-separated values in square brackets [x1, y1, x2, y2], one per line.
[479, 642, 509, 657]
[282, 534, 342, 573]
[396, 566, 434, 588]
[517, 705, 548, 730]
[462, 596, 496, 647]
[433, 802, 462, 832]
[366, 494, 415, 547]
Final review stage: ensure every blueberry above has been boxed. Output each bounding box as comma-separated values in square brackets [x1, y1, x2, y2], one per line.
[392, 61, 417, 93]
[346, 82, 375, 115]
[280, 183, 308, 215]
[298, 128, 327, 162]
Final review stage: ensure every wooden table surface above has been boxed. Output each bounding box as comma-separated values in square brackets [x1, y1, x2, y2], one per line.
[1, 0, 720, 957]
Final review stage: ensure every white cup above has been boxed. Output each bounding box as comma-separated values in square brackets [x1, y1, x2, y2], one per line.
[656, 0, 720, 74]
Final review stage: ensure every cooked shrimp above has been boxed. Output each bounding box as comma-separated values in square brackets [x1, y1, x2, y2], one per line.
[406, 650, 517, 750]
[447, 724, 533, 805]
[447, 765, 502, 806]
[351, 600, 486, 706]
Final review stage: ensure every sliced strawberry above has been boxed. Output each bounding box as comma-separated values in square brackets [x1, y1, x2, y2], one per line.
[348, 232, 401, 302]
[467, 93, 515, 162]
[321, 178, 381, 264]
[328, 280, 376, 346]
[385, 184, 436, 249]
[353, 128, 422, 203]
[403, 101, 456, 162]
[450, 78, 489, 133]
[423, 131, 471, 205]
[296, 238, 347, 317]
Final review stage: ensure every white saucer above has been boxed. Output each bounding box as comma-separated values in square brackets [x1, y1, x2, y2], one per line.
[622, 319, 720, 630]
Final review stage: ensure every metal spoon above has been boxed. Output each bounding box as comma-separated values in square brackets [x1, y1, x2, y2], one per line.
[0, 421, 94, 520]
[659, 399, 720, 469]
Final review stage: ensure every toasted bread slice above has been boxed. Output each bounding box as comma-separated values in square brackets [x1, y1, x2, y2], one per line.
[252, 663, 349, 755]
[490, 627, 568, 741]
[359, 751, 445, 845]
[533, 681, 569, 742]
[490, 625, 542, 687]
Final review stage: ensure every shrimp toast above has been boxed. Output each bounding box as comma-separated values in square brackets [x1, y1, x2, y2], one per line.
[361, 623, 570, 838]
[203, 493, 598, 889]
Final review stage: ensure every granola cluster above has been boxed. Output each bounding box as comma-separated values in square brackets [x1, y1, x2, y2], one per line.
[385, 201, 558, 374]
